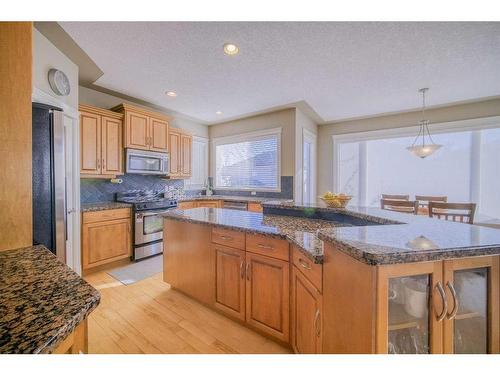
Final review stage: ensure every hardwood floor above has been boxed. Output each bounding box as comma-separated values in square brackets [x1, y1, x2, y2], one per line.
[84, 270, 292, 354]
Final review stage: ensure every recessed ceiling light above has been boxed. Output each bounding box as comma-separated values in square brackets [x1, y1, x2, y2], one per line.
[223, 43, 239, 56]
[166, 91, 177, 97]
[216, 111, 223, 115]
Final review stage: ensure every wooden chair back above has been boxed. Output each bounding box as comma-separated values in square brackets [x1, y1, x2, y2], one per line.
[415, 195, 448, 205]
[380, 199, 419, 215]
[381, 194, 409, 201]
[428, 202, 477, 224]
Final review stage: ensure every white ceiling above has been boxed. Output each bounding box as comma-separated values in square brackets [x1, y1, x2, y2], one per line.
[60, 22, 500, 124]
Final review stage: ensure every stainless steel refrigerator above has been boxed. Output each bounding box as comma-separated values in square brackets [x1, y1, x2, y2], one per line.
[32, 102, 67, 263]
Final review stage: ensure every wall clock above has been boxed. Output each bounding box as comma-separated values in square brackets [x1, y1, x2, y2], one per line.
[48, 68, 71, 96]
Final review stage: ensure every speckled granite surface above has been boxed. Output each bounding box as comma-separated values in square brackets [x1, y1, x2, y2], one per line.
[266, 201, 500, 265]
[164, 204, 500, 266]
[162, 208, 349, 263]
[81, 201, 132, 212]
[0, 245, 100, 353]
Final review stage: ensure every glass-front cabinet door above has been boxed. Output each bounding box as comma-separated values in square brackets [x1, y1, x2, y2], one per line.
[376, 261, 444, 354]
[443, 256, 499, 354]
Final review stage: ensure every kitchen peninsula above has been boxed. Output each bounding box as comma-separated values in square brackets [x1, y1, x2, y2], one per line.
[162, 203, 500, 354]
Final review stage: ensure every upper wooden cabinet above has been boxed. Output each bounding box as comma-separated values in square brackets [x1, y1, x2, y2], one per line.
[111, 103, 170, 153]
[79, 105, 124, 178]
[169, 127, 192, 178]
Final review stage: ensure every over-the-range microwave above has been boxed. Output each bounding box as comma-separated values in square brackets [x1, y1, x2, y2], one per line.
[125, 148, 169, 175]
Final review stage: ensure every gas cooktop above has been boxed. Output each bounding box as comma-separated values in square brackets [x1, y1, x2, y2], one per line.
[116, 191, 177, 211]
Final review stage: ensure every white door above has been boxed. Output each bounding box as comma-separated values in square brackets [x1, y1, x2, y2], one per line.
[302, 129, 317, 205]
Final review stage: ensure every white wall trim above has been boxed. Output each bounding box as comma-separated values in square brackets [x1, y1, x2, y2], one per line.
[185, 136, 209, 190]
[32, 87, 82, 275]
[301, 128, 317, 204]
[211, 127, 282, 192]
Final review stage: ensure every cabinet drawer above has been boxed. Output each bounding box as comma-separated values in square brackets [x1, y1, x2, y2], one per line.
[247, 202, 263, 213]
[292, 246, 322, 292]
[246, 234, 289, 261]
[82, 208, 131, 224]
[212, 227, 246, 250]
[178, 201, 196, 209]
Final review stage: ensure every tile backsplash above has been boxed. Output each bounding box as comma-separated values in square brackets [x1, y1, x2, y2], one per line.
[80, 174, 185, 203]
[211, 176, 293, 199]
[81, 175, 293, 203]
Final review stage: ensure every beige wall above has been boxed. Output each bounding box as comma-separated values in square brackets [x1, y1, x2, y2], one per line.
[208, 108, 297, 177]
[79, 86, 209, 138]
[317, 98, 500, 195]
[33, 28, 79, 109]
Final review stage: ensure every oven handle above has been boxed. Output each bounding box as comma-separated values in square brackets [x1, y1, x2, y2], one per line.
[136, 209, 177, 218]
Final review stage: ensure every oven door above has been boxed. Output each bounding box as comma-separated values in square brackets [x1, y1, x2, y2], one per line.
[134, 209, 172, 245]
[126, 148, 169, 175]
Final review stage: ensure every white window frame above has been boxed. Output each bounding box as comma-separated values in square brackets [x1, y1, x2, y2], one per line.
[185, 136, 209, 190]
[302, 128, 317, 205]
[212, 127, 282, 192]
[332, 116, 500, 213]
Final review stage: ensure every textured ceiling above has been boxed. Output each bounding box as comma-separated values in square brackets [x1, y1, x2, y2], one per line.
[60, 22, 500, 124]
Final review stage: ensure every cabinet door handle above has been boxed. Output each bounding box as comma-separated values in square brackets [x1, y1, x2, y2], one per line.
[314, 309, 321, 337]
[446, 281, 459, 320]
[298, 258, 311, 270]
[240, 260, 245, 279]
[434, 281, 448, 322]
[102, 158, 105, 170]
[97, 158, 100, 169]
[246, 263, 251, 281]
[257, 243, 274, 250]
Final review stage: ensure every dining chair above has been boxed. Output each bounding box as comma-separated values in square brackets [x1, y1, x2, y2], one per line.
[381, 194, 409, 201]
[428, 202, 477, 224]
[415, 195, 448, 215]
[380, 199, 419, 215]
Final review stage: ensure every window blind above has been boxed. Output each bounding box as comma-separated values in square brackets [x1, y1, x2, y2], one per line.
[215, 134, 280, 190]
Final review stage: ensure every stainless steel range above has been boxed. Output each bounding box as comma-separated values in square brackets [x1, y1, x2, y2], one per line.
[116, 191, 178, 261]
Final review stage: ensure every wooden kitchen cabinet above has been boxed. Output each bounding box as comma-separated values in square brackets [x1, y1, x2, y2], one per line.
[195, 200, 222, 209]
[247, 202, 263, 213]
[169, 127, 192, 178]
[111, 103, 170, 153]
[291, 266, 322, 354]
[81, 208, 131, 270]
[442, 256, 499, 354]
[214, 244, 246, 321]
[245, 252, 290, 342]
[324, 242, 500, 354]
[80, 105, 123, 178]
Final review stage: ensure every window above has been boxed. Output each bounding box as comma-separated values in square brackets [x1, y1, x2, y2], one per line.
[214, 128, 281, 191]
[185, 136, 208, 190]
[333, 118, 500, 224]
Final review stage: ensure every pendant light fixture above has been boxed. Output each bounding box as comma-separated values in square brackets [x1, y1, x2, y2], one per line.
[407, 88, 442, 158]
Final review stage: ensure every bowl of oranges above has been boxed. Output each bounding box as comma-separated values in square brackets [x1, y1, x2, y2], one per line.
[319, 192, 352, 209]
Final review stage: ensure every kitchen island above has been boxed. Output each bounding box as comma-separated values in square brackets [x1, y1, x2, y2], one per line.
[0, 245, 100, 353]
[162, 204, 500, 354]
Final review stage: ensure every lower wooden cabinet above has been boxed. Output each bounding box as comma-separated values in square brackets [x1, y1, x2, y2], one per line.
[195, 200, 222, 208]
[212, 244, 290, 343]
[247, 202, 263, 213]
[178, 201, 196, 209]
[291, 266, 322, 353]
[81, 209, 131, 270]
[245, 252, 290, 342]
[214, 244, 246, 321]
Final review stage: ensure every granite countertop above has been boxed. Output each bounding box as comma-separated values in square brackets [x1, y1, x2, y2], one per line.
[81, 201, 132, 212]
[0, 245, 100, 353]
[163, 203, 500, 266]
[162, 207, 349, 263]
[266, 201, 500, 265]
[178, 195, 293, 204]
